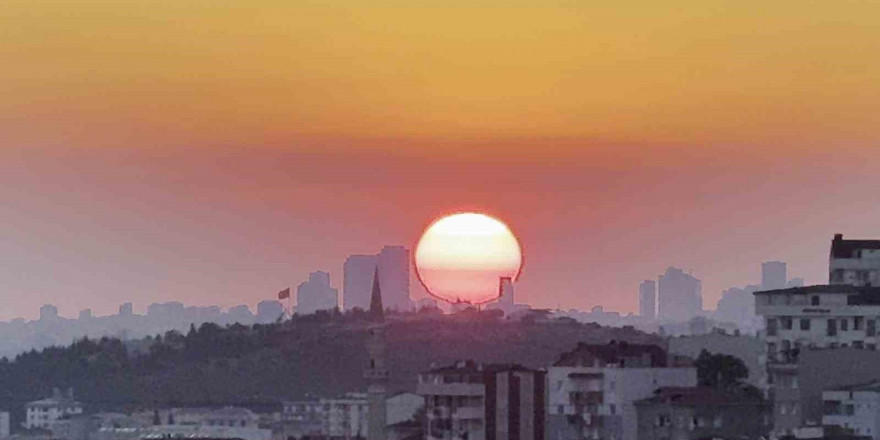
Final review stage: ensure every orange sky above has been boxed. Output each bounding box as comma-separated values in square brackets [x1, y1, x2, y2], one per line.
[2, 1, 880, 319]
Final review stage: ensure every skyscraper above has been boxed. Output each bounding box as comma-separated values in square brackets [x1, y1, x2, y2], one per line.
[639, 280, 656, 319]
[378, 246, 411, 311]
[657, 267, 702, 322]
[761, 261, 787, 291]
[296, 271, 338, 315]
[343, 254, 378, 311]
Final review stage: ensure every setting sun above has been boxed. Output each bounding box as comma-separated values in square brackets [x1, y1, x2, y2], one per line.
[415, 213, 523, 305]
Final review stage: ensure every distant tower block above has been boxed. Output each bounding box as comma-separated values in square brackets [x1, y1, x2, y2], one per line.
[761, 261, 787, 291]
[639, 280, 656, 320]
[498, 276, 515, 314]
[365, 269, 389, 440]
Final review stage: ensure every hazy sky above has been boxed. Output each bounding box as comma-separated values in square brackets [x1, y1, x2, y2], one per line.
[2, 1, 880, 320]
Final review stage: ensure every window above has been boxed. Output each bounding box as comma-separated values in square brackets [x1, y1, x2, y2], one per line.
[609, 404, 616, 415]
[812, 296, 821, 306]
[782, 317, 793, 330]
[558, 405, 564, 414]
[846, 404, 855, 416]
[869, 319, 877, 337]
[841, 319, 850, 332]
[768, 319, 778, 336]
[855, 316, 865, 330]
[767, 343, 777, 361]
[800, 319, 811, 330]
[828, 319, 838, 336]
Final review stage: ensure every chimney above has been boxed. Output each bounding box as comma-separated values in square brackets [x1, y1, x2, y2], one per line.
[834, 233, 844, 241]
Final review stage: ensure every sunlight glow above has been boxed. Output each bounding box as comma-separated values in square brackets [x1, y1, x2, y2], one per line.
[415, 213, 522, 305]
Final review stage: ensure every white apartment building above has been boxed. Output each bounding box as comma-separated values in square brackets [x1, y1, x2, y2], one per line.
[823, 381, 880, 439]
[753, 235, 880, 435]
[755, 284, 880, 434]
[546, 342, 697, 440]
[320, 393, 369, 439]
[25, 390, 84, 429]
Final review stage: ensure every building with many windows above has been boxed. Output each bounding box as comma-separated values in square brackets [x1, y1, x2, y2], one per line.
[417, 360, 545, 440]
[823, 380, 880, 439]
[25, 389, 84, 429]
[634, 387, 770, 440]
[546, 341, 697, 440]
[830, 234, 880, 287]
[755, 284, 880, 434]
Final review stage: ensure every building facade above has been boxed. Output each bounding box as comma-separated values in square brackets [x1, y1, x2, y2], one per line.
[281, 400, 325, 438]
[296, 271, 339, 315]
[321, 394, 369, 439]
[378, 246, 411, 311]
[823, 381, 880, 439]
[25, 389, 84, 429]
[763, 261, 788, 291]
[755, 284, 880, 434]
[546, 342, 697, 440]
[830, 234, 880, 287]
[658, 267, 702, 322]
[343, 254, 378, 311]
[634, 387, 771, 440]
[418, 361, 546, 440]
[639, 280, 656, 320]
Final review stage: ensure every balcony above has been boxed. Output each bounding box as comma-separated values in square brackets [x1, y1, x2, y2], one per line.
[418, 383, 485, 397]
[453, 407, 484, 420]
[571, 391, 603, 405]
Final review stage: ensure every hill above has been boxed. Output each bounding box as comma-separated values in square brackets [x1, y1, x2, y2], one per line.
[0, 310, 662, 430]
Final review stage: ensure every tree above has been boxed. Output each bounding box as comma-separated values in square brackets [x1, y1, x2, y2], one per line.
[694, 349, 749, 389]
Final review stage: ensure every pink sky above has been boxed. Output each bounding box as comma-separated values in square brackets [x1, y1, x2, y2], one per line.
[2, 143, 879, 321]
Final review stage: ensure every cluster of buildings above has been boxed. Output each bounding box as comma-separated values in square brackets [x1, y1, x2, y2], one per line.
[754, 234, 880, 438]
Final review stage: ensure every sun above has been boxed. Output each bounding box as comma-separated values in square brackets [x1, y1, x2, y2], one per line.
[414, 212, 523, 305]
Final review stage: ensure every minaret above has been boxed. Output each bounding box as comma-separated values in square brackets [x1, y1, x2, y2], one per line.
[365, 268, 388, 440]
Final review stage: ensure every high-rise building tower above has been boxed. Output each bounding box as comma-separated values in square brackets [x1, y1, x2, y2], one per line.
[296, 271, 338, 315]
[378, 246, 411, 311]
[365, 269, 388, 440]
[639, 280, 656, 319]
[344, 254, 378, 311]
[761, 261, 787, 291]
[658, 267, 702, 322]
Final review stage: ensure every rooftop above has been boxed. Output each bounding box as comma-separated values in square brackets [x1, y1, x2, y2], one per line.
[830, 380, 880, 393]
[425, 360, 537, 375]
[553, 341, 668, 368]
[635, 387, 765, 406]
[26, 398, 83, 408]
[754, 284, 880, 305]
[831, 234, 880, 259]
